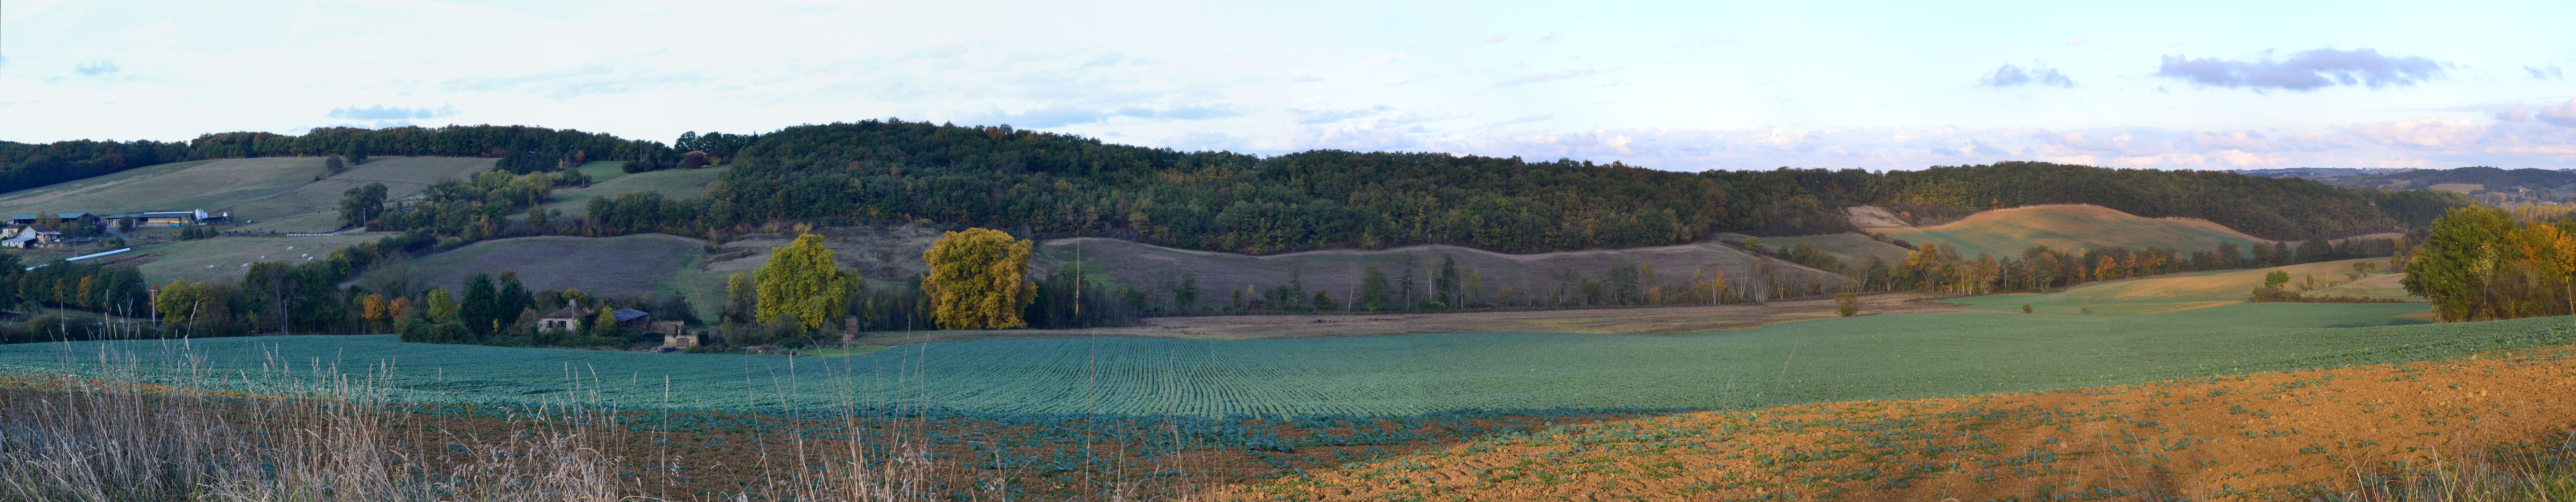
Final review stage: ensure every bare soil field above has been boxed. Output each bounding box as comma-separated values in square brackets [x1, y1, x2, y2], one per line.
[1215, 346, 2576, 501]
[1040, 237, 1844, 310]
[1717, 231, 1911, 265]
[1863, 204, 2278, 259]
[850, 292, 1977, 345]
[346, 234, 703, 297]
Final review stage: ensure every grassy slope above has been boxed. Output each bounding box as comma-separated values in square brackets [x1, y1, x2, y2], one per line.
[132, 234, 388, 285]
[1949, 257, 2420, 316]
[537, 166, 724, 218]
[0, 156, 494, 235]
[0, 158, 323, 217]
[343, 234, 703, 298]
[1037, 237, 1845, 310]
[227, 157, 497, 233]
[5, 303, 2558, 416]
[1864, 204, 2277, 259]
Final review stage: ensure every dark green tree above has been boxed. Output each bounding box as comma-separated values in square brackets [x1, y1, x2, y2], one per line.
[337, 182, 388, 229]
[461, 272, 498, 336]
[1360, 265, 1391, 311]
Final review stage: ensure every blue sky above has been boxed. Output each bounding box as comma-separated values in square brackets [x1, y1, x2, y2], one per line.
[4, 0, 2571, 171]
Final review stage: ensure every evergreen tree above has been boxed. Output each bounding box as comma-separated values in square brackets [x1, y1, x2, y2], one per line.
[461, 272, 497, 335]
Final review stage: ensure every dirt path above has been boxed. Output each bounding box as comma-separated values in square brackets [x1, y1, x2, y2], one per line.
[850, 293, 1980, 346]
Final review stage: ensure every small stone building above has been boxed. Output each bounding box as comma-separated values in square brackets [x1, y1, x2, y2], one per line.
[536, 305, 591, 332]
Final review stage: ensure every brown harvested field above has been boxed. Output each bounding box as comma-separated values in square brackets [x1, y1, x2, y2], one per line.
[1040, 237, 1844, 310]
[1719, 231, 1911, 265]
[1862, 204, 2277, 260]
[347, 234, 703, 297]
[2428, 183, 2483, 194]
[1213, 346, 2576, 501]
[851, 292, 1979, 345]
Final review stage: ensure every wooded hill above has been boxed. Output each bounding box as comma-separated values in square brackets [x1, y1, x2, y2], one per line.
[699, 120, 2469, 253]
[10, 120, 2475, 257]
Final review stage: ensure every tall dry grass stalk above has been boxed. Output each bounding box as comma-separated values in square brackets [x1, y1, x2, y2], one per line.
[2350, 445, 2576, 502]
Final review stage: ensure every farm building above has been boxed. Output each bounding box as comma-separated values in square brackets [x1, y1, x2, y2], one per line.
[653, 321, 696, 348]
[10, 212, 99, 227]
[100, 209, 225, 227]
[536, 305, 591, 331]
[0, 225, 65, 248]
[611, 308, 652, 327]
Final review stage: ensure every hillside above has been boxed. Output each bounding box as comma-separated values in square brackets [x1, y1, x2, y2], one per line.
[537, 164, 724, 218]
[0, 156, 493, 233]
[1859, 204, 2277, 260]
[1039, 237, 1845, 309]
[1947, 257, 2416, 316]
[342, 234, 703, 299]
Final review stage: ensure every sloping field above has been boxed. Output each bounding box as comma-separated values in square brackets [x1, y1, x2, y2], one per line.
[0, 158, 322, 217]
[345, 234, 703, 298]
[1949, 258, 2419, 316]
[537, 166, 724, 218]
[1219, 345, 2576, 501]
[2, 303, 2558, 416]
[1040, 238, 1844, 309]
[1864, 204, 2277, 259]
[227, 157, 496, 232]
[130, 234, 389, 285]
[1720, 232, 1911, 265]
[0, 157, 493, 226]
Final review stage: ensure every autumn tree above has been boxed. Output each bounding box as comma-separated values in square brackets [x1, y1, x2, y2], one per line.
[755, 233, 853, 330]
[921, 228, 1034, 329]
[2402, 207, 2516, 321]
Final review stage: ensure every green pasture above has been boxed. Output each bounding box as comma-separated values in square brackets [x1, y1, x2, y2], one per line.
[0, 159, 323, 217]
[538, 166, 725, 218]
[133, 234, 388, 285]
[4, 303, 2560, 416]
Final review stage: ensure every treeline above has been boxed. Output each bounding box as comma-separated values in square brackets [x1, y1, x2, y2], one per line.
[1, 125, 675, 193]
[1833, 234, 2398, 295]
[553, 120, 2465, 256]
[0, 139, 196, 196]
[2401, 206, 2576, 322]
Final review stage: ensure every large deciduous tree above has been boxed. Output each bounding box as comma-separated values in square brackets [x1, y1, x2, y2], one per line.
[2402, 207, 2517, 321]
[756, 234, 853, 330]
[921, 228, 1034, 329]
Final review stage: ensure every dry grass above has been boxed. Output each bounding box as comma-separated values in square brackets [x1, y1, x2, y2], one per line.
[1864, 204, 2277, 260]
[346, 233, 704, 297]
[1211, 346, 2576, 501]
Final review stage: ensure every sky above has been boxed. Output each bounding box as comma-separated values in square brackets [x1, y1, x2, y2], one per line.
[4, 0, 2572, 172]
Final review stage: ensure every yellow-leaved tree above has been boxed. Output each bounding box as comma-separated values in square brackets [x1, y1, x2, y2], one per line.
[922, 228, 1035, 329]
[755, 234, 853, 330]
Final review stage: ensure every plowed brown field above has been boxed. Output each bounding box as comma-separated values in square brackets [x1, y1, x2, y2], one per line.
[1214, 347, 2576, 501]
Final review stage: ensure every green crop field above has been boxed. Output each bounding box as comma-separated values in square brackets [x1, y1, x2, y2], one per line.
[1866, 204, 2276, 260]
[1947, 257, 2421, 316]
[538, 166, 725, 218]
[4, 303, 2558, 416]
[345, 234, 704, 298]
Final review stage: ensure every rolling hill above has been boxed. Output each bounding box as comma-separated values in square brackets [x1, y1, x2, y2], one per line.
[1037, 236, 1845, 309]
[1859, 204, 2277, 259]
[0, 156, 493, 233]
[342, 234, 705, 299]
[1946, 257, 2417, 316]
[536, 164, 725, 218]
